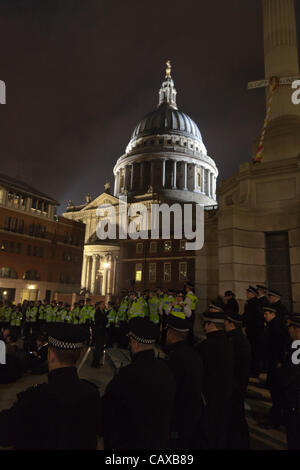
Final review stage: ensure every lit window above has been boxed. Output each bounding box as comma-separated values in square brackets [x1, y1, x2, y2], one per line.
[164, 263, 171, 282]
[135, 263, 142, 282]
[0, 267, 17, 279]
[179, 262, 187, 281]
[164, 241, 172, 252]
[150, 241, 157, 253]
[23, 270, 40, 281]
[136, 242, 143, 254]
[149, 263, 156, 282]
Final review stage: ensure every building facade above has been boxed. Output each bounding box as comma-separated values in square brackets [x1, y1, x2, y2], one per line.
[0, 173, 85, 304]
[64, 65, 218, 298]
[65, 0, 300, 320]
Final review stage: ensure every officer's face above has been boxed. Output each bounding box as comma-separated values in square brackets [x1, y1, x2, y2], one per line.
[264, 311, 275, 323]
[246, 291, 255, 300]
[268, 295, 279, 304]
[287, 322, 300, 340]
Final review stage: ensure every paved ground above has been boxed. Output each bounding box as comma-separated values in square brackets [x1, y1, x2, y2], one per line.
[0, 347, 287, 451]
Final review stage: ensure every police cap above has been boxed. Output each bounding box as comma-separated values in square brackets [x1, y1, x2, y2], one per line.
[167, 315, 190, 333]
[268, 289, 281, 298]
[203, 310, 225, 324]
[247, 286, 258, 295]
[288, 313, 300, 328]
[47, 324, 88, 350]
[225, 312, 243, 326]
[127, 317, 159, 344]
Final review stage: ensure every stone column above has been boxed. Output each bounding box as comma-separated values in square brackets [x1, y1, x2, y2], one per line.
[112, 256, 117, 295]
[150, 161, 155, 189]
[194, 165, 197, 191]
[201, 167, 205, 193]
[207, 171, 211, 197]
[85, 256, 91, 292]
[139, 162, 145, 190]
[90, 254, 97, 294]
[183, 162, 188, 190]
[172, 161, 177, 189]
[261, 0, 300, 162]
[124, 166, 129, 191]
[114, 172, 119, 196]
[130, 164, 134, 191]
[81, 254, 88, 288]
[162, 159, 166, 188]
[104, 265, 108, 295]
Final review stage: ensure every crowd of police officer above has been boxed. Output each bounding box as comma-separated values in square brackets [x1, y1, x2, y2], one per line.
[1, 281, 300, 450]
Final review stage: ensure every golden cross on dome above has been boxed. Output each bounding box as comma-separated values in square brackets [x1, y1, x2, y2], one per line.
[165, 60, 171, 79]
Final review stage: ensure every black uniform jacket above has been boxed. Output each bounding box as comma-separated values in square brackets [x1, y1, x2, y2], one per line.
[102, 349, 176, 450]
[226, 298, 239, 314]
[165, 341, 204, 437]
[0, 367, 102, 450]
[274, 343, 300, 411]
[227, 328, 251, 401]
[272, 300, 289, 323]
[265, 317, 290, 371]
[243, 297, 264, 340]
[197, 330, 234, 410]
[94, 308, 107, 331]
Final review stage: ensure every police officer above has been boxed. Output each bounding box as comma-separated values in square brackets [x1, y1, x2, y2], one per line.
[262, 306, 290, 428]
[275, 313, 300, 449]
[0, 323, 102, 449]
[184, 283, 198, 345]
[127, 291, 145, 321]
[268, 289, 289, 324]
[224, 291, 239, 314]
[196, 307, 234, 449]
[243, 286, 264, 378]
[165, 291, 192, 320]
[91, 301, 107, 368]
[148, 290, 160, 325]
[165, 315, 205, 449]
[117, 290, 131, 348]
[102, 317, 175, 450]
[105, 301, 118, 348]
[224, 311, 251, 449]
[256, 284, 269, 309]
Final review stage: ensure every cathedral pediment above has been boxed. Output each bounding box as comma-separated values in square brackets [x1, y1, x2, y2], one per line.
[82, 192, 120, 211]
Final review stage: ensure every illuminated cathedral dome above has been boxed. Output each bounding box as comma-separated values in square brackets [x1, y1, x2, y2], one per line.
[113, 61, 218, 205]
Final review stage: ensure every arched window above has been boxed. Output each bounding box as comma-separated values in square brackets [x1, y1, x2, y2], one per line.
[0, 267, 18, 279]
[22, 270, 40, 281]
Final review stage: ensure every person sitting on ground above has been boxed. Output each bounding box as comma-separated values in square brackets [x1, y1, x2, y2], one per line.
[27, 335, 49, 375]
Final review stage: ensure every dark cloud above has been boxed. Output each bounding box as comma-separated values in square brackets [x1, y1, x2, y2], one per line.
[0, 0, 299, 212]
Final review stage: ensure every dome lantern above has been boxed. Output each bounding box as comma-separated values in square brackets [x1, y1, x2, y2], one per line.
[158, 60, 178, 109]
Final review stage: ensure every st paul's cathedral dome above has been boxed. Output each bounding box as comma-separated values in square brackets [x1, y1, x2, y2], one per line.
[113, 62, 218, 205]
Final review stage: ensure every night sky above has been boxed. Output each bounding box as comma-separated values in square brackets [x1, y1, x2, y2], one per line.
[0, 0, 299, 213]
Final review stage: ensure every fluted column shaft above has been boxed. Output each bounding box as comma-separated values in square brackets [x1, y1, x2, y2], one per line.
[81, 254, 88, 288]
[172, 161, 177, 189]
[90, 255, 97, 294]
